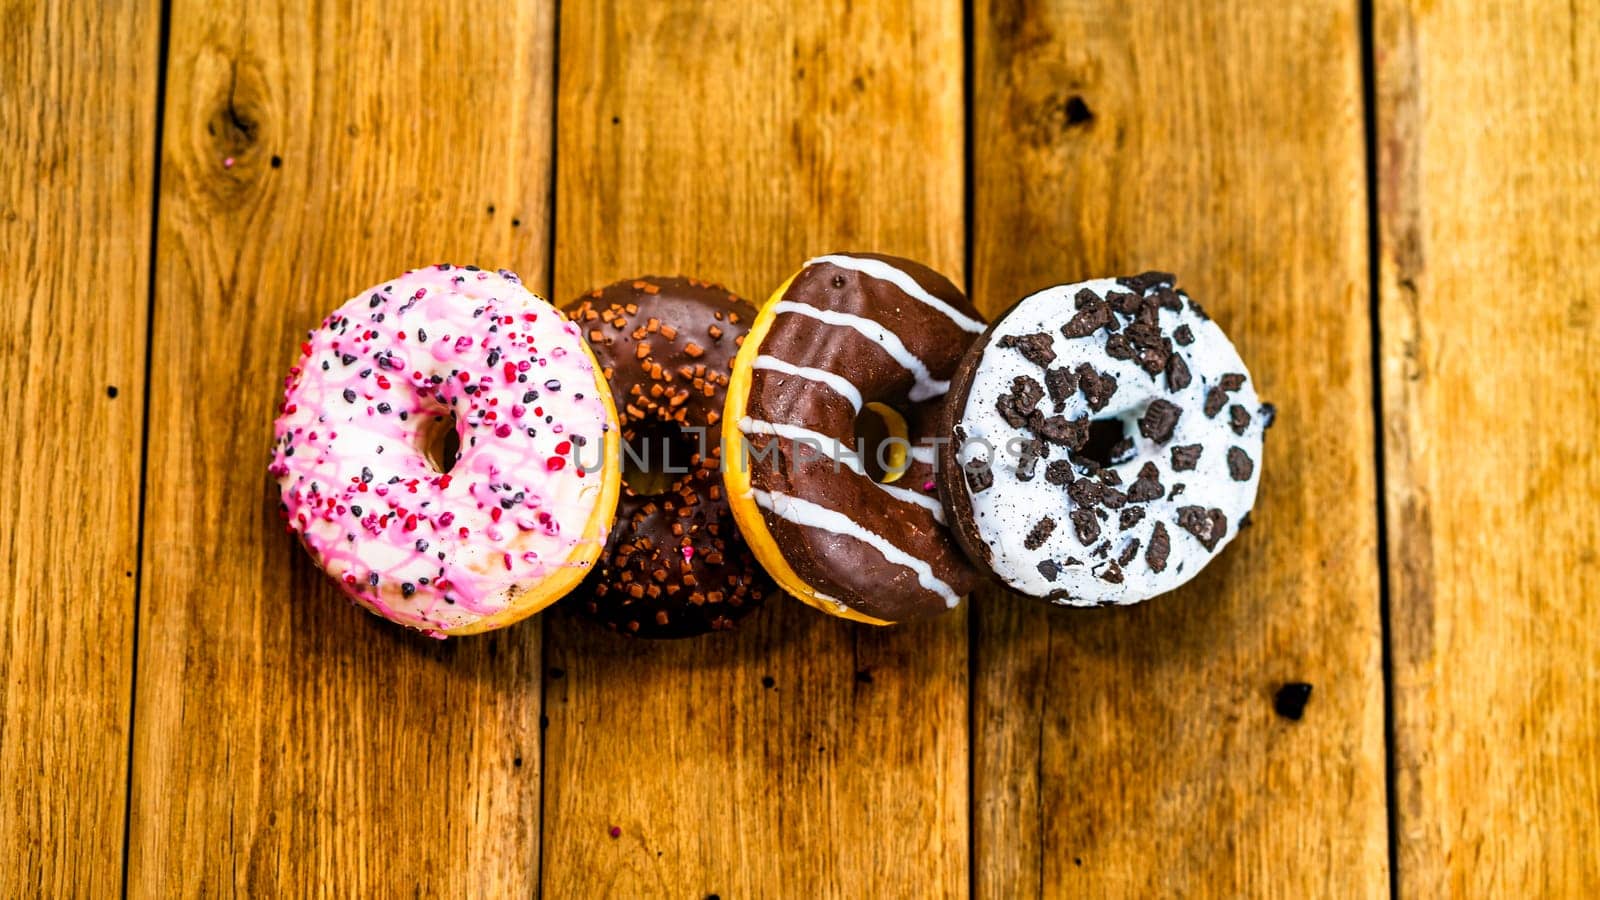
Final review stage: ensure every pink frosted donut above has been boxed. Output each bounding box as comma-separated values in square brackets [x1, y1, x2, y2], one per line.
[269, 265, 622, 636]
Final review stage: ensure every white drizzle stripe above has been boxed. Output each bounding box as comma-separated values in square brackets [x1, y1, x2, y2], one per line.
[740, 418, 947, 524]
[771, 302, 949, 402]
[749, 489, 962, 608]
[737, 418, 864, 473]
[876, 483, 947, 523]
[805, 254, 985, 334]
[751, 355, 863, 411]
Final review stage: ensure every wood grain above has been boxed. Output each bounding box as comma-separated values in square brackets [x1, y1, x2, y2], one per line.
[0, 1, 158, 894]
[1377, 1, 1600, 894]
[541, 1, 968, 895]
[127, 1, 555, 894]
[970, 1, 1389, 895]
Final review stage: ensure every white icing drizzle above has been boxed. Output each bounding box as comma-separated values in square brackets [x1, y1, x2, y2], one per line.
[739, 418, 947, 523]
[805, 254, 986, 334]
[771, 301, 948, 402]
[737, 418, 862, 473]
[908, 445, 938, 466]
[876, 483, 947, 524]
[748, 489, 962, 608]
[752, 355, 863, 411]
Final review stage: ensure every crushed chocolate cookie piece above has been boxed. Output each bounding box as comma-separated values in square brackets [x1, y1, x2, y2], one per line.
[965, 463, 994, 493]
[1203, 386, 1229, 418]
[1177, 506, 1228, 551]
[1138, 399, 1182, 444]
[998, 332, 1058, 366]
[1136, 342, 1171, 376]
[1227, 446, 1254, 481]
[1260, 403, 1278, 428]
[1012, 375, 1044, 411]
[1137, 298, 1163, 328]
[1119, 506, 1146, 529]
[1031, 412, 1089, 448]
[1116, 271, 1176, 293]
[1117, 539, 1141, 567]
[1099, 487, 1127, 510]
[1109, 290, 1143, 317]
[1124, 320, 1163, 350]
[1170, 444, 1202, 470]
[1170, 483, 1186, 498]
[1097, 467, 1122, 486]
[1106, 437, 1134, 465]
[1229, 404, 1252, 435]
[1155, 287, 1183, 311]
[1071, 508, 1101, 545]
[1218, 373, 1246, 391]
[1045, 459, 1075, 485]
[996, 375, 1045, 426]
[1045, 367, 1076, 410]
[1076, 364, 1118, 411]
[996, 394, 1029, 427]
[1016, 438, 1046, 481]
[1098, 561, 1124, 583]
[1068, 479, 1104, 508]
[1062, 290, 1113, 338]
[1146, 522, 1171, 572]
[1126, 462, 1164, 502]
[1024, 516, 1057, 550]
[1173, 324, 1195, 346]
[1091, 542, 1110, 559]
[1165, 352, 1192, 391]
[1105, 333, 1136, 360]
[1037, 559, 1060, 582]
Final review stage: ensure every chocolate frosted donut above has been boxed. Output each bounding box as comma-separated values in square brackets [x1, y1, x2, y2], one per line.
[723, 253, 985, 624]
[939, 272, 1273, 606]
[564, 277, 772, 637]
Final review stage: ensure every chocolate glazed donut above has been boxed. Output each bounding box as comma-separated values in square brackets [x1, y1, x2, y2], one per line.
[564, 277, 772, 637]
[723, 254, 986, 623]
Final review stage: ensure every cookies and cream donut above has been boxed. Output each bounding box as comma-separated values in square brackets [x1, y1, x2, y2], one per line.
[939, 272, 1273, 606]
[564, 277, 773, 637]
[269, 265, 622, 636]
[723, 253, 985, 624]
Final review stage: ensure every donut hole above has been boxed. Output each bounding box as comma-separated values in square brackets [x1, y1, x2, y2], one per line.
[854, 402, 911, 483]
[421, 412, 463, 474]
[1076, 416, 1134, 469]
[621, 422, 700, 496]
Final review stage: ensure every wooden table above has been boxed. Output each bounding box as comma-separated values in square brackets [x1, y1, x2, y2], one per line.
[3, 0, 1596, 895]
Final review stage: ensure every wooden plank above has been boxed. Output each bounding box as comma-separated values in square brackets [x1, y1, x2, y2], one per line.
[1377, 1, 1600, 894]
[127, 1, 555, 894]
[0, 2, 159, 893]
[542, 1, 967, 895]
[970, 1, 1388, 895]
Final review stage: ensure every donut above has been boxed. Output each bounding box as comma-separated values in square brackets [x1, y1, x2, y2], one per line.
[938, 272, 1274, 606]
[723, 253, 986, 624]
[562, 277, 774, 637]
[269, 265, 622, 636]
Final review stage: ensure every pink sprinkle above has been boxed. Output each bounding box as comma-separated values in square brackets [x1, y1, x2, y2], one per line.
[682, 546, 694, 561]
[222, 156, 235, 168]
[923, 480, 936, 491]
[608, 826, 621, 839]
